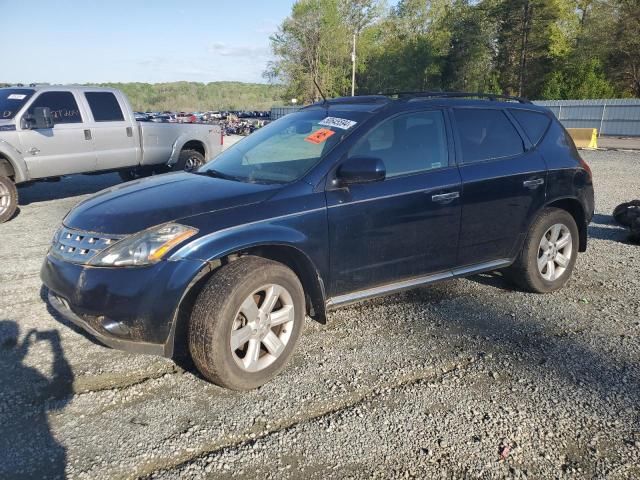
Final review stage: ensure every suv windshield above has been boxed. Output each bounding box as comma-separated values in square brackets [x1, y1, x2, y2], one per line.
[0, 88, 35, 120]
[201, 108, 368, 184]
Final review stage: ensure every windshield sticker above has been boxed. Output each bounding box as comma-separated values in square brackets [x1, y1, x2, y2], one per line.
[318, 117, 357, 130]
[305, 128, 335, 144]
[7, 94, 27, 100]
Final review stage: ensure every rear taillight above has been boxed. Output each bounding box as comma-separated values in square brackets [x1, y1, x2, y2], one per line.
[579, 156, 592, 179]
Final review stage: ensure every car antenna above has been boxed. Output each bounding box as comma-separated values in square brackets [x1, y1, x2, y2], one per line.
[313, 76, 327, 104]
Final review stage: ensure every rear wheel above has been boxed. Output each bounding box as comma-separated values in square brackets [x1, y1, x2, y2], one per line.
[175, 149, 205, 172]
[188, 256, 305, 390]
[507, 208, 579, 293]
[0, 176, 18, 223]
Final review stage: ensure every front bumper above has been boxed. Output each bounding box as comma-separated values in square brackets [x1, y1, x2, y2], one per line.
[41, 253, 207, 357]
[47, 290, 166, 356]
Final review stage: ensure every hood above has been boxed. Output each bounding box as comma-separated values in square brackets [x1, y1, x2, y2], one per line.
[64, 172, 280, 234]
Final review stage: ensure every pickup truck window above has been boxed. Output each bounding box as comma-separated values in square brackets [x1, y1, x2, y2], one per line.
[0, 88, 35, 120]
[28, 91, 82, 124]
[350, 110, 449, 177]
[202, 109, 368, 184]
[85, 92, 125, 122]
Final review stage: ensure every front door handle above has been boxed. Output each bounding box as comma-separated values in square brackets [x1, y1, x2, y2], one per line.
[432, 191, 460, 203]
[523, 178, 544, 189]
[84, 129, 92, 140]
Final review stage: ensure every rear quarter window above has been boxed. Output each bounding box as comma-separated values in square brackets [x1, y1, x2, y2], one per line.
[453, 108, 524, 164]
[85, 92, 125, 122]
[509, 109, 551, 145]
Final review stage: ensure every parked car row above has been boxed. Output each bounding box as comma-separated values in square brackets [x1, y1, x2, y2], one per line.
[134, 110, 270, 124]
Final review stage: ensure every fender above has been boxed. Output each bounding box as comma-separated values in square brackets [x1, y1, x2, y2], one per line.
[0, 140, 29, 183]
[167, 134, 208, 166]
[171, 221, 322, 271]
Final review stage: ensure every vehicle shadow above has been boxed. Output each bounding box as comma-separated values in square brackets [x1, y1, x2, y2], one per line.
[0, 319, 74, 479]
[588, 213, 630, 242]
[18, 173, 122, 206]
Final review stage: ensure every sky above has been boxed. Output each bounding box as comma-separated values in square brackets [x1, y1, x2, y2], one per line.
[0, 0, 297, 84]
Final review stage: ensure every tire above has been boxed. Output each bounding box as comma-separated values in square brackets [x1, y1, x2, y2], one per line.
[507, 208, 579, 293]
[0, 176, 18, 223]
[175, 149, 206, 172]
[188, 256, 305, 390]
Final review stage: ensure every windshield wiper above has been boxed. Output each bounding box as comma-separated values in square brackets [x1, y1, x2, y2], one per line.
[197, 169, 242, 182]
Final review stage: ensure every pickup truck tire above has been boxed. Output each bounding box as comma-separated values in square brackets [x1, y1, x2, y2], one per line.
[506, 208, 579, 293]
[175, 149, 206, 172]
[0, 176, 18, 223]
[189, 256, 305, 390]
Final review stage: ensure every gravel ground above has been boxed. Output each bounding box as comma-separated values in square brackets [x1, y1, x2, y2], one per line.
[0, 150, 639, 479]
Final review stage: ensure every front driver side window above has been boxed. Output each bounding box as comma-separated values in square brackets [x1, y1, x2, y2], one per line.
[28, 92, 82, 125]
[350, 110, 449, 178]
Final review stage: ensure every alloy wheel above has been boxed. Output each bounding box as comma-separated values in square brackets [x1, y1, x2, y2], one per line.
[0, 181, 11, 217]
[537, 223, 573, 281]
[230, 284, 295, 373]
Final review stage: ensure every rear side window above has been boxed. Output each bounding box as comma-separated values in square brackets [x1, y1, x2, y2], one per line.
[28, 92, 82, 124]
[350, 110, 449, 178]
[453, 109, 524, 163]
[85, 92, 125, 122]
[509, 109, 551, 145]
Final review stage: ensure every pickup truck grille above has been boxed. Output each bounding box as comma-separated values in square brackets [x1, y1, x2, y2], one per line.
[50, 227, 123, 264]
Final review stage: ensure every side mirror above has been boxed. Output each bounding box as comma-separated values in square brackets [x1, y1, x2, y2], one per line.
[21, 107, 54, 130]
[336, 156, 386, 186]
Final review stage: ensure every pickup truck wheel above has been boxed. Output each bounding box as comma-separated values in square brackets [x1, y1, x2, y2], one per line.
[506, 208, 579, 293]
[0, 176, 18, 223]
[188, 256, 305, 390]
[176, 149, 205, 172]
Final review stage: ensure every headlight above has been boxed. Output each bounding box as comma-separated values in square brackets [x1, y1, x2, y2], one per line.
[88, 223, 198, 267]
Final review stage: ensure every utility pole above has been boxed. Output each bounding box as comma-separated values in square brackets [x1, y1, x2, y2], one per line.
[351, 33, 356, 96]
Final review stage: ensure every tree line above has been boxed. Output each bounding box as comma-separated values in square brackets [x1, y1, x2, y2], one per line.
[0, 82, 283, 111]
[265, 0, 640, 103]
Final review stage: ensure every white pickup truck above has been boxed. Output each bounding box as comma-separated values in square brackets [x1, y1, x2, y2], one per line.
[0, 86, 223, 223]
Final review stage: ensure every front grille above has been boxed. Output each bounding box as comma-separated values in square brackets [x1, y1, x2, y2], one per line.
[50, 226, 123, 264]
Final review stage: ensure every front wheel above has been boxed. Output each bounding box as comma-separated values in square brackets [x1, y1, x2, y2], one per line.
[188, 256, 305, 390]
[506, 208, 579, 293]
[0, 176, 18, 223]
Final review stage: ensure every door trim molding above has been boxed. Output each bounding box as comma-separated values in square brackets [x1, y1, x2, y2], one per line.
[326, 258, 511, 309]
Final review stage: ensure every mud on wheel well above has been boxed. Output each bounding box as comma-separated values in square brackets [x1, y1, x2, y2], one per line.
[547, 198, 587, 252]
[170, 246, 327, 359]
[181, 141, 206, 157]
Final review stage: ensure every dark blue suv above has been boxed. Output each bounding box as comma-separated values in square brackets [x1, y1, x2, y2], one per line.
[41, 93, 594, 390]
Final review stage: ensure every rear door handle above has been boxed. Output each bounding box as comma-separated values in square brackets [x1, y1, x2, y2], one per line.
[84, 129, 92, 141]
[432, 191, 460, 203]
[523, 178, 544, 189]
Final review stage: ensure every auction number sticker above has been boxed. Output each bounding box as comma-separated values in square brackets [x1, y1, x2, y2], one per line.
[7, 94, 27, 100]
[305, 128, 336, 144]
[318, 117, 357, 130]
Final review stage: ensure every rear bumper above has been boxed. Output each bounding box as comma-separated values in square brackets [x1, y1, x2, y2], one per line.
[41, 254, 207, 357]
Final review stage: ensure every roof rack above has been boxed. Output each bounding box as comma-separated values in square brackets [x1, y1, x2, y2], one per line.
[382, 91, 532, 104]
